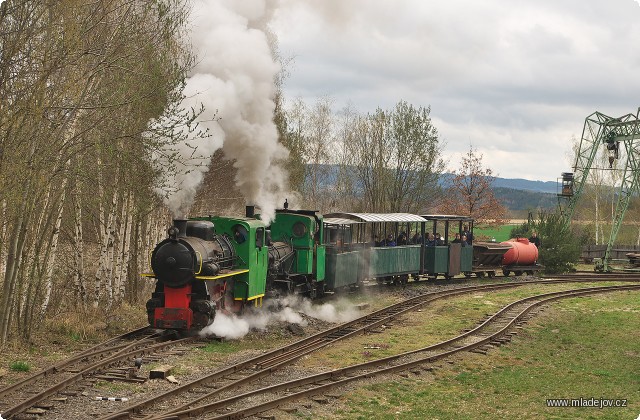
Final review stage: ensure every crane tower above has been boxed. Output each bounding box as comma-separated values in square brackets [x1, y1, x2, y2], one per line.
[558, 109, 640, 272]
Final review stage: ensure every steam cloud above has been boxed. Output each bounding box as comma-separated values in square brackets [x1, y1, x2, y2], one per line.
[199, 297, 360, 340]
[157, 0, 289, 222]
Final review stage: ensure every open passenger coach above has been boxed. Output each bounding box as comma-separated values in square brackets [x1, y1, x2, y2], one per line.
[323, 213, 482, 287]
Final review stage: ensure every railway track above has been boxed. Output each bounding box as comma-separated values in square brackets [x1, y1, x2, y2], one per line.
[97, 276, 640, 420]
[151, 283, 640, 420]
[543, 272, 640, 280]
[365, 270, 640, 291]
[0, 328, 195, 419]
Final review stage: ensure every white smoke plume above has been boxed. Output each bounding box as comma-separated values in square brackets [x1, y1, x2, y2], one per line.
[199, 296, 361, 340]
[157, 0, 289, 221]
[279, 295, 360, 323]
[201, 312, 251, 340]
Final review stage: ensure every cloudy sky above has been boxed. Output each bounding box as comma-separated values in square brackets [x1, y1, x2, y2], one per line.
[270, 0, 640, 182]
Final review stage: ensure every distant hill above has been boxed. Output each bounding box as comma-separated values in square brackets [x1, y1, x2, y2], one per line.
[493, 187, 557, 211]
[304, 165, 558, 211]
[490, 178, 558, 211]
[491, 177, 558, 194]
[439, 173, 558, 194]
[439, 174, 558, 211]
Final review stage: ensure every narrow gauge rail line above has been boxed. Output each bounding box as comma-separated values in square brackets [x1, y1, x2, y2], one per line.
[99, 277, 640, 420]
[543, 272, 640, 279]
[0, 327, 152, 402]
[0, 327, 153, 412]
[368, 271, 640, 290]
[1, 329, 194, 419]
[154, 283, 640, 420]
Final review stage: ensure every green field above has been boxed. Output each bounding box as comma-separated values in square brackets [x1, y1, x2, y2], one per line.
[474, 224, 520, 242]
[475, 220, 640, 245]
[310, 287, 640, 420]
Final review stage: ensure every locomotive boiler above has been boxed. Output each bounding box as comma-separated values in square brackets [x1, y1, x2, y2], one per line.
[146, 219, 235, 330]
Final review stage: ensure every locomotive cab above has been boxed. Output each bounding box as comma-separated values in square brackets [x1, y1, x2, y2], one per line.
[206, 215, 269, 311]
[268, 209, 326, 298]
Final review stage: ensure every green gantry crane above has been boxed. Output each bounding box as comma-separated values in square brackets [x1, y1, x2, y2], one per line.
[558, 109, 640, 272]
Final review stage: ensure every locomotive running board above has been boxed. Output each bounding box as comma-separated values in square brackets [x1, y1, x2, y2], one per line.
[139, 269, 249, 281]
[195, 269, 249, 281]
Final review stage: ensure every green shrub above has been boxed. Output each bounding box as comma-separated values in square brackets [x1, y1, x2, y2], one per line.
[10, 361, 30, 372]
[510, 222, 529, 238]
[511, 211, 586, 274]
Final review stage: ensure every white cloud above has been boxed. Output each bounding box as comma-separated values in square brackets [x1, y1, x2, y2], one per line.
[271, 0, 640, 181]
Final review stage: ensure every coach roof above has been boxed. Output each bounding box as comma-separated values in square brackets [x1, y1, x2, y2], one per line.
[323, 213, 428, 223]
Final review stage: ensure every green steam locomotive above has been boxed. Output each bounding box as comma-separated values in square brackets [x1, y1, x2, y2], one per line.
[144, 204, 520, 331]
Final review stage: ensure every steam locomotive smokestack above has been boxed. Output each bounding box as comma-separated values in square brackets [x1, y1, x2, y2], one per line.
[173, 219, 188, 238]
[246, 205, 255, 218]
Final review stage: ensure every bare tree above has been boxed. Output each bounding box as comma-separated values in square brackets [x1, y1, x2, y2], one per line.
[344, 101, 443, 213]
[347, 108, 392, 212]
[0, 0, 195, 344]
[439, 146, 508, 226]
[331, 104, 361, 212]
[279, 97, 308, 197]
[386, 101, 442, 212]
[304, 97, 334, 208]
[571, 138, 613, 245]
[190, 150, 244, 216]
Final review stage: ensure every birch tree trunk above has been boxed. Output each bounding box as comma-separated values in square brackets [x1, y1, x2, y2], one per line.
[113, 192, 128, 302]
[38, 165, 70, 320]
[33, 172, 69, 329]
[93, 155, 106, 308]
[94, 188, 118, 308]
[0, 199, 6, 278]
[15, 144, 70, 336]
[0, 191, 30, 344]
[18, 186, 65, 338]
[40, 190, 67, 320]
[23, 157, 70, 318]
[104, 193, 120, 309]
[118, 192, 134, 301]
[127, 218, 141, 304]
[595, 196, 599, 245]
[73, 175, 86, 307]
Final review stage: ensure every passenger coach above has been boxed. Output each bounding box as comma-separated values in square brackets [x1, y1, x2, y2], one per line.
[322, 213, 476, 288]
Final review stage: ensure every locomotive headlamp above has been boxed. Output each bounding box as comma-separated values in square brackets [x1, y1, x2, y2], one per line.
[167, 226, 179, 240]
